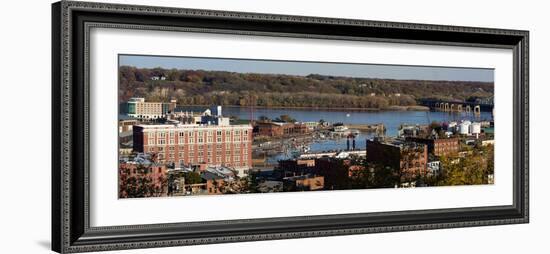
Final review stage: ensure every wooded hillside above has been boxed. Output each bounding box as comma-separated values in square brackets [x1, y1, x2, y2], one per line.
[119, 66, 494, 109]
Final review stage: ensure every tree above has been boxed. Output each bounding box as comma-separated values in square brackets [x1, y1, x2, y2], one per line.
[118, 66, 494, 108]
[183, 172, 202, 184]
[258, 115, 271, 121]
[275, 114, 296, 123]
[437, 146, 492, 186]
[372, 164, 399, 188]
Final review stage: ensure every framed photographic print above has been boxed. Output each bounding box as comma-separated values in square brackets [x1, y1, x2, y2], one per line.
[51, 1, 529, 253]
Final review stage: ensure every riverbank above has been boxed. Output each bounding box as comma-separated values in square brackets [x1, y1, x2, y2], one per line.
[177, 104, 431, 112]
[385, 105, 430, 111]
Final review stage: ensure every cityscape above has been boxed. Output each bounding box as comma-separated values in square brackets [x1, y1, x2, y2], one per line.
[118, 55, 495, 198]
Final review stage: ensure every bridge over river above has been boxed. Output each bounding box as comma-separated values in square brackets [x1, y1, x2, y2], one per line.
[418, 99, 493, 113]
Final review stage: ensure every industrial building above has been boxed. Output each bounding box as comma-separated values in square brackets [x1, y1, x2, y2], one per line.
[132, 106, 253, 177]
[366, 138, 428, 179]
[406, 137, 459, 156]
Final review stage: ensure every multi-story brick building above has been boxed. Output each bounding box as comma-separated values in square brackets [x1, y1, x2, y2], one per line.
[124, 97, 177, 119]
[118, 162, 168, 198]
[133, 122, 253, 177]
[406, 137, 459, 156]
[254, 121, 310, 137]
[366, 138, 428, 179]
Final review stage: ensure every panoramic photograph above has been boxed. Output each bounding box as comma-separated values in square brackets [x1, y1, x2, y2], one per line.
[117, 55, 495, 198]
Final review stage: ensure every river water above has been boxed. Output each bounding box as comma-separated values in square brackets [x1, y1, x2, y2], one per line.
[177, 106, 493, 159]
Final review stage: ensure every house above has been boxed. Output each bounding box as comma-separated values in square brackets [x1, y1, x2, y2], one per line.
[151, 75, 167, 81]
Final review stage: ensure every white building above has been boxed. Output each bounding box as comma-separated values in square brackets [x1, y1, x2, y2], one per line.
[459, 121, 471, 135]
[470, 122, 481, 134]
[427, 161, 440, 175]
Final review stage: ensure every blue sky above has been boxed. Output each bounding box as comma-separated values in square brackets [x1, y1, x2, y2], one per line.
[119, 54, 494, 82]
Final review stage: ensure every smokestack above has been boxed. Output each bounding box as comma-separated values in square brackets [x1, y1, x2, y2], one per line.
[217, 105, 222, 116]
[352, 137, 356, 150]
[346, 137, 350, 151]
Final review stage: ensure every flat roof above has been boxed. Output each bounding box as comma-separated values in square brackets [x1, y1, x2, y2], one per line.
[135, 123, 252, 130]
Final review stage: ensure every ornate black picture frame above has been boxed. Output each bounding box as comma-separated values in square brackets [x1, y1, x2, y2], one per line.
[52, 1, 529, 253]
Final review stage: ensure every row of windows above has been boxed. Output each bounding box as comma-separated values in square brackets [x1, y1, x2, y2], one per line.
[147, 138, 251, 145]
[156, 156, 249, 167]
[152, 149, 248, 158]
[172, 159, 249, 167]
[148, 130, 249, 142]
[147, 143, 248, 150]
[150, 130, 249, 137]
[157, 150, 249, 157]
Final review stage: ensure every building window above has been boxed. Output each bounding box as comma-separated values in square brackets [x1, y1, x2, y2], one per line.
[198, 131, 204, 143]
[189, 132, 195, 144]
[216, 130, 222, 142]
[225, 130, 231, 142]
[234, 130, 241, 142]
[170, 131, 175, 145]
[207, 131, 213, 143]
[148, 132, 155, 145]
[178, 132, 186, 144]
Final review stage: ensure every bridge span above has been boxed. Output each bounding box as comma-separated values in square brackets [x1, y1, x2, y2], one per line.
[418, 99, 493, 113]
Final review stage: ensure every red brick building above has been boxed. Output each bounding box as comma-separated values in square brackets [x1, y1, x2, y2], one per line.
[366, 138, 428, 179]
[118, 162, 168, 198]
[283, 175, 325, 191]
[406, 137, 459, 156]
[255, 122, 285, 137]
[133, 123, 253, 176]
[254, 121, 310, 137]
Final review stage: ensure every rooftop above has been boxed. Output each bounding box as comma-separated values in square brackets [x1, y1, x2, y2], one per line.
[135, 122, 252, 129]
[370, 137, 424, 150]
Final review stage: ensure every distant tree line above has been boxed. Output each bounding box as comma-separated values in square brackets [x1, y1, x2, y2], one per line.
[119, 66, 494, 109]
